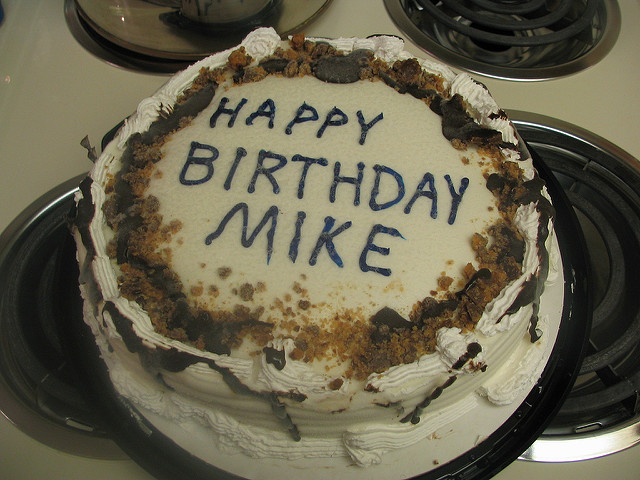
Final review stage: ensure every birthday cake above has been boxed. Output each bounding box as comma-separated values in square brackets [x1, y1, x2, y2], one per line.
[73, 28, 558, 468]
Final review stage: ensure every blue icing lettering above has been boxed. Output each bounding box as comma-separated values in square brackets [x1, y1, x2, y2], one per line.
[223, 147, 248, 190]
[246, 98, 276, 128]
[210, 97, 248, 128]
[205, 202, 278, 264]
[404, 172, 437, 219]
[330, 161, 365, 206]
[316, 106, 348, 138]
[285, 102, 319, 135]
[291, 154, 329, 199]
[179, 141, 218, 185]
[369, 164, 405, 211]
[309, 216, 352, 268]
[445, 175, 469, 225]
[288, 211, 306, 263]
[357, 111, 383, 145]
[179, 130, 472, 273]
[209, 95, 384, 145]
[359, 224, 404, 277]
[248, 150, 288, 194]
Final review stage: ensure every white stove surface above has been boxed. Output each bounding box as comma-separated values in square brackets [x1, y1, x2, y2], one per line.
[1, 1, 639, 479]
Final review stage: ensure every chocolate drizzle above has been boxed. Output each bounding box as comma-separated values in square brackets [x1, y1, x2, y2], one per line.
[486, 168, 554, 341]
[151, 84, 217, 141]
[440, 95, 506, 147]
[400, 375, 457, 424]
[102, 300, 305, 439]
[451, 342, 483, 370]
[528, 184, 553, 342]
[104, 302, 144, 353]
[270, 394, 302, 441]
[503, 280, 537, 318]
[379, 70, 439, 102]
[74, 177, 96, 261]
[417, 297, 459, 323]
[371, 306, 413, 331]
[257, 57, 290, 74]
[456, 268, 492, 300]
[264, 346, 287, 370]
[312, 49, 372, 84]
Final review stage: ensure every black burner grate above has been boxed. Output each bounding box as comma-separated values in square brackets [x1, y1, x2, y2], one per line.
[384, 0, 620, 80]
[413, 0, 598, 47]
[513, 113, 640, 450]
[0, 176, 125, 459]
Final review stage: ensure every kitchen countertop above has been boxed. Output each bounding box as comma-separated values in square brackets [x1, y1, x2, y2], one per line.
[1, 1, 639, 478]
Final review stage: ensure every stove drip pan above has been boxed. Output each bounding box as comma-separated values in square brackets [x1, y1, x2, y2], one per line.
[0, 175, 126, 459]
[384, 0, 620, 81]
[512, 112, 640, 461]
[65, 0, 332, 73]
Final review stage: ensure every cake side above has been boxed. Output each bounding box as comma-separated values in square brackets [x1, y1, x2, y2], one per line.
[72, 28, 557, 466]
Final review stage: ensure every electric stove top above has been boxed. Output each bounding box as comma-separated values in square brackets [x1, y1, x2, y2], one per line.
[1, 1, 640, 479]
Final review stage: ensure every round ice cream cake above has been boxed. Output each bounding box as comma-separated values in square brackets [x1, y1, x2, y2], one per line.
[72, 28, 558, 468]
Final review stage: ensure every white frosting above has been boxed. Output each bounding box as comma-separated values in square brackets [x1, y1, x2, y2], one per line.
[476, 202, 542, 336]
[477, 314, 550, 406]
[216, 338, 349, 399]
[74, 27, 559, 469]
[449, 73, 518, 145]
[436, 327, 486, 372]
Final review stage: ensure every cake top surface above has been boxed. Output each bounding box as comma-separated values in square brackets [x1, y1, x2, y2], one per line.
[87, 28, 547, 381]
[73, 28, 561, 471]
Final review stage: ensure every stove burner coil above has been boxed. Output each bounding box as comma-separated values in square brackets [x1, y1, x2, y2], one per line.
[542, 144, 640, 415]
[414, 0, 598, 47]
[384, 0, 620, 80]
[513, 112, 640, 461]
[0, 176, 126, 459]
